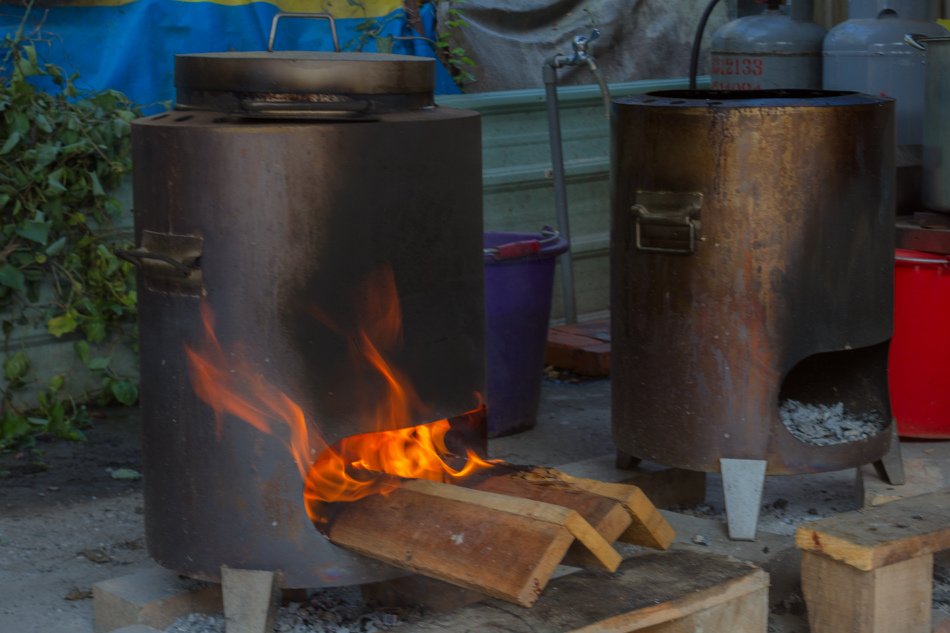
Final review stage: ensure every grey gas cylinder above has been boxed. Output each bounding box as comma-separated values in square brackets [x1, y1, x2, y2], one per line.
[711, 0, 826, 90]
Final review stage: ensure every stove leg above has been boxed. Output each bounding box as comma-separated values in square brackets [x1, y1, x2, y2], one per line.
[720, 458, 767, 541]
[221, 566, 279, 633]
[873, 421, 906, 486]
[615, 449, 642, 470]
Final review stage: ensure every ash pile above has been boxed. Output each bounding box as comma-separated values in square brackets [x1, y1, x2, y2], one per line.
[780, 400, 887, 446]
[166, 587, 419, 633]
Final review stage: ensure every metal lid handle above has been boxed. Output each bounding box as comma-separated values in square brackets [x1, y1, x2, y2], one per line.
[905, 33, 928, 50]
[268, 12, 341, 53]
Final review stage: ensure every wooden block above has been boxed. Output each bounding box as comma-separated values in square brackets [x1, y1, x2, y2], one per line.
[326, 485, 578, 607]
[795, 489, 950, 571]
[545, 329, 611, 376]
[93, 566, 222, 633]
[393, 549, 769, 633]
[220, 567, 279, 633]
[801, 550, 933, 633]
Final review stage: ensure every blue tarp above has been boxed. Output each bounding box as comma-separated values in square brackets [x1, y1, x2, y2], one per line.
[0, 0, 459, 112]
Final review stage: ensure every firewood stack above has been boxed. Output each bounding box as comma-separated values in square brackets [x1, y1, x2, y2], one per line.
[323, 465, 675, 606]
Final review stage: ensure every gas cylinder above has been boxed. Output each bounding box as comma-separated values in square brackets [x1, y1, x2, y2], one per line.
[823, 0, 949, 211]
[711, 0, 827, 90]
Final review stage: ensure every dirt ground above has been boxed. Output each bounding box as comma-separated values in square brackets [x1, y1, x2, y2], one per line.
[0, 409, 151, 633]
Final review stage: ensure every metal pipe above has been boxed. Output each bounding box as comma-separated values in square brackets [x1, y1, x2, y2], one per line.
[541, 29, 608, 324]
[543, 58, 578, 325]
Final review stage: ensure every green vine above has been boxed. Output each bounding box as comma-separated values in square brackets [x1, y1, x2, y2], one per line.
[353, 1, 476, 88]
[432, 0, 476, 86]
[0, 30, 139, 450]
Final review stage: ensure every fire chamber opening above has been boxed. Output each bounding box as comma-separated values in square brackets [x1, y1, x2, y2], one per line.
[185, 267, 493, 527]
[777, 342, 890, 446]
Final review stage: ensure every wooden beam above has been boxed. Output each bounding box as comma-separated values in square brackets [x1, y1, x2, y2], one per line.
[795, 489, 950, 571]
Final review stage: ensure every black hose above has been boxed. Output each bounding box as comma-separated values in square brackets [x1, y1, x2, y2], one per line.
[689, 0, 724, 90]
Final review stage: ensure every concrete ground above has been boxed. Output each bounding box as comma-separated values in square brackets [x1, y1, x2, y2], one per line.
[1, 377, 948, 633]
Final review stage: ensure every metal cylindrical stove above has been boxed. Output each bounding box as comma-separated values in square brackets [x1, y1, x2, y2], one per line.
[131, 49, 483, 587]
[611, 90, 895, 481]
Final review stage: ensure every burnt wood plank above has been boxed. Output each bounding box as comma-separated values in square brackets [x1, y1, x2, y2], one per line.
[326, 486, 576, 607]
[466, 467, 632, 568]
[401, 479, 622, 572]
[520, 467, 676, 550]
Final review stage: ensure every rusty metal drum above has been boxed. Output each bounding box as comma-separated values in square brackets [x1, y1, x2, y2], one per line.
[611, 89, 895, 476]
[130, 46, 483, 586]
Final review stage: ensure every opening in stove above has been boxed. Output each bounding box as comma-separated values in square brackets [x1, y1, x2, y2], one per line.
[778, 342, 890, 446]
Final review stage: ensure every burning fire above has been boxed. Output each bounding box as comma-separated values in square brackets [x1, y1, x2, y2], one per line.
[184, 267, 493, 523]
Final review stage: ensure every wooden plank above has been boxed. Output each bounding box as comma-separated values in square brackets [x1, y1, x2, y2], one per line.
[629, 584, 768, 633]
[402, 479, 622, 573]
[523, 467, 676, 550]
[466, 468, 632, 568]
[795, 489, 950, 570]
[859, 455, 949, 508]
[469, 469, 632, 541]
[393, 550, 769, 633]
[801, 550, 933, 633]
[326, 486, 575, 607]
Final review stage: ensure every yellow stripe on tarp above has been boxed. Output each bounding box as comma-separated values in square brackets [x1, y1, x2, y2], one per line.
[179, 0, 402, 17]
[45, 0, 403, 17]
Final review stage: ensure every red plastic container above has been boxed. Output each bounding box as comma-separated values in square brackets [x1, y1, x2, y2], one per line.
[888, 248, 950, 438]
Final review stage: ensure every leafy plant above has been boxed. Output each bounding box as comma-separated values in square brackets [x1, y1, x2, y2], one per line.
[352, 1, 476, 88]
[431, 0, 476, 86]
[0, 28, 139, 449]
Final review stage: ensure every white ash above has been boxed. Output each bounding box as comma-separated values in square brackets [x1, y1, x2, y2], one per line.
[780, 400, 886, 446]
[165, 586, 419, 633]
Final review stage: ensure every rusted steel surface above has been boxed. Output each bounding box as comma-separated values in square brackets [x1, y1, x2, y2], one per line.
[611, 89, 895, 475]
[132, 104, 484, 587]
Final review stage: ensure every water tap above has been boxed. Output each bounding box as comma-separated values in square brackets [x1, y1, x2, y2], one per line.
[544, 28, 610, 119]
[550, 29, 601, 70]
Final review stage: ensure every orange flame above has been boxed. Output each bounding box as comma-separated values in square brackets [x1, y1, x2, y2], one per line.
[184, 266, 493, 523]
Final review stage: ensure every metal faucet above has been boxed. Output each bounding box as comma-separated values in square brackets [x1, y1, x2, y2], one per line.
[546, 29, 601, 72]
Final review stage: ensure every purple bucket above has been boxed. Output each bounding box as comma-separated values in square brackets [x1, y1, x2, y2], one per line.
[484, 228, 569, 437]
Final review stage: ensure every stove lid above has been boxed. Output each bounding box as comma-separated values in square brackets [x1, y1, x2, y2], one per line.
[175, 51, 435, 116]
